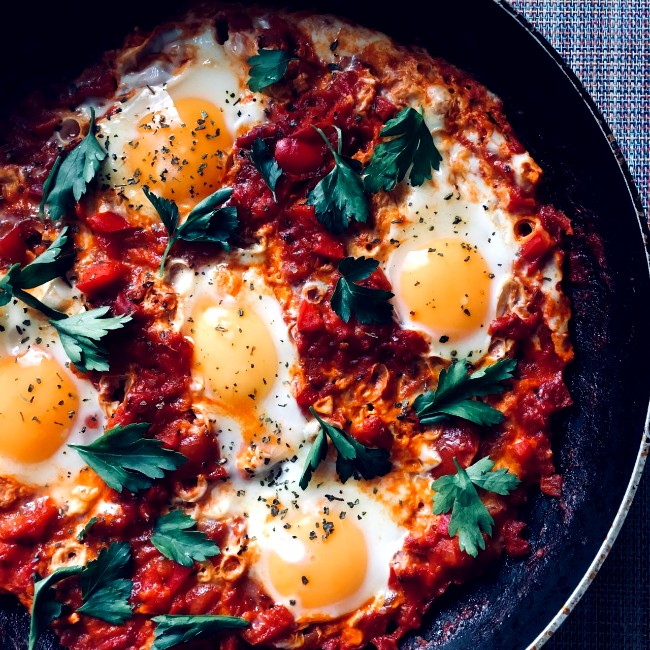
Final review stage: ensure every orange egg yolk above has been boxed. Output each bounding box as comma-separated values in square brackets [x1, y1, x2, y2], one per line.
[398, 237, 492, 339]
[0, 353, 79, 463]
[190, 299, 278, 409]
[267, 515, 368, 611]
[134, 97, 232, 208]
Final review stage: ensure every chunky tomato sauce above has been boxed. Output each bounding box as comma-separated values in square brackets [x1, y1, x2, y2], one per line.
[0, 6, 573, 650]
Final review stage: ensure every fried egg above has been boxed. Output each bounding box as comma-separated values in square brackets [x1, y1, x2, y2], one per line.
[172, 260, 308, 473]
[0, 281, 105, 486]
[373, 107, 519, 363]
[385, 187, 515, 362]
[198, 420, 406, 623]
[98, 27, 265, 213]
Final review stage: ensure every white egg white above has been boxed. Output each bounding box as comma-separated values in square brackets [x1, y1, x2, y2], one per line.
[170, 259, 406, 622]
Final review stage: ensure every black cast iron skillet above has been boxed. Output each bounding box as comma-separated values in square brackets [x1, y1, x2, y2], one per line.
[1, 1, 648, 648]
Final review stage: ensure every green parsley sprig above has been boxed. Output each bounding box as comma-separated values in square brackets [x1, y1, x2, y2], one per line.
[151, 511, 221, 567]
[0, 228, 73, 318]
[250, 137, 282, 200]
[247, 49, 292, 92]
[77, 516, 99, 542]
[76, 542, 133, 624]
[152, 615, 249, 650]
[413, 358, 516, 427]
[432, 457, 520, 557]
[331, 256, 394, 325]
[29, 567, 82, 650]
[300, 407, 392, 489]
[143, 186, 237, 275]
[40, 108, 107, 221]
[29, 542, 134, 650]
[306, 126, 369, 234]
[52, 306, 132, 373]
[364, 106, 442, 193]
[0, 227, 130, 372]
[70, 422, 187, 493]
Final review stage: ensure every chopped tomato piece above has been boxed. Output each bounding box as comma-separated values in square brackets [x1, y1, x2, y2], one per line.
[31, 115, 60, 138]
[429, 424, 480, 479]
[352, 416, 392, 449]
[519, 230, 553, 267]
[297, 301, 324, 333]
[502, 520, 531, 557]
[0, 497, 58, 542]
[507, 187, 536, 213]
[312, 231, 345, 259]
[87, 211, 131, 233]
[275, 129, 326, 175]
[540, 473, 563, 498]
[489, 311, 540, 339]
[243, 605, 295, 645]
[373, 96, 396, 121]
[0, 223, 25, 264]
[76, 261, 126, 296]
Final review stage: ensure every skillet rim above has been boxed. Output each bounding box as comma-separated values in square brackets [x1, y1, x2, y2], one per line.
[491, 1, 650, 645]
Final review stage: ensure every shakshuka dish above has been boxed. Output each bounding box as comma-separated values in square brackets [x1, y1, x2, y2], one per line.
[0, 4, 573, 650]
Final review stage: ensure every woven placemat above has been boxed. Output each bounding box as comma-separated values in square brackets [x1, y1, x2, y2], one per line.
[508, 2, 649, 648]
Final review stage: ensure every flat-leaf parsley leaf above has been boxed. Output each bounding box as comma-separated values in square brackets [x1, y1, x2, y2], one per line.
[247, 49, 292, 92]
[413, 358, 516, 426]
[70, 422, 187, 493]
[300, 407, 392, 489]
[77, 516, 99, 542]
[331, 256, 394, 325]
[77, 541, 133, 624]
[0, 228, 73, 314]
[51, 307, 132, 373]
[250, 137, 282, 200]
[151, 511, 221, 567]
[364, 106, 441, 193]
[432, 457, 520, 557]
[29, 567, 82, 650]
[0, 229, 130, 372]
[152, 614, 249, 650]
[28, 543, 134, 648]
[40, 108, 107, 221]
[143, 186, 237, 275]
[306, 126, 369, 234]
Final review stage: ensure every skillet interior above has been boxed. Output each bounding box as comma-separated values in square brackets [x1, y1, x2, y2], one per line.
[1, 1, 648, 648]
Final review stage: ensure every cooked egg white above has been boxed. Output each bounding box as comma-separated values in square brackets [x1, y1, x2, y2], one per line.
[171, 260, 407, 623]
[356, 100, 522, 363]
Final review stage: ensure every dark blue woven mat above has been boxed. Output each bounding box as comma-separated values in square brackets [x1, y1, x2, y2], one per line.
[508, 2, 649, 648]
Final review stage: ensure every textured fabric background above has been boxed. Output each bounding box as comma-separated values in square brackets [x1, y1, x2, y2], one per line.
[508, 2, 649, 648]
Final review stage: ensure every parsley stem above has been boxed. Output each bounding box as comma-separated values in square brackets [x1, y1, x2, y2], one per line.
[13, 287, 66, 321]
[159, 237, 176, 277]
[312, 125, 340, 157]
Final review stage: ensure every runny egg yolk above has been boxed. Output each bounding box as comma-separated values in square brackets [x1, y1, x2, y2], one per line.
[190, 299, 278, 408]
[0, 353, 79, 463]
[267, 515, 368, 611]
[134, 97, 232, 207]
[398, 237, 492, 339]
